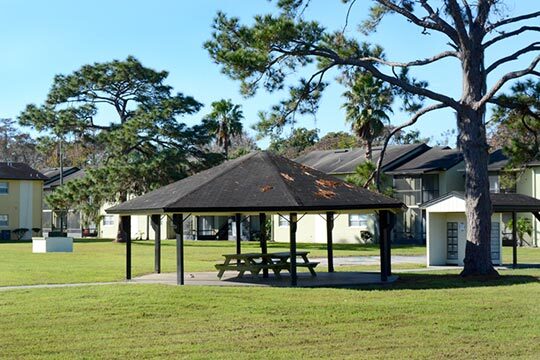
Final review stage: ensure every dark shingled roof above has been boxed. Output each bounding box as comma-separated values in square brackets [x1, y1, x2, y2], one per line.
[386, 147, 463, 175]
[487, 149, 510, 172]
[0, 162, 47, 181]
[421, 191, 540, 212]
[43, 167, 85, 190]
[294, 143, 429, 174]
[107, 151, 404, 214]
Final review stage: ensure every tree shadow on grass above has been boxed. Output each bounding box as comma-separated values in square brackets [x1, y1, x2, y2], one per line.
[348, 271, 540, 291]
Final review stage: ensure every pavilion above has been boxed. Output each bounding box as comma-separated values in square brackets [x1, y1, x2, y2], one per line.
[106, 151, 404, 286]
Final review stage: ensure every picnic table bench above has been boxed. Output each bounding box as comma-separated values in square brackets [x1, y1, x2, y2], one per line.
[215, 251, 319, 279]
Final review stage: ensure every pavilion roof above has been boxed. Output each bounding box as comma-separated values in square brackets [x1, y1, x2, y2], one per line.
[107, 151, 403, 215]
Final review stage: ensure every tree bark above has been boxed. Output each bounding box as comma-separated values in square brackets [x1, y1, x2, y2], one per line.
[365, 140, 372, 162]
[458, 43, 498, 276]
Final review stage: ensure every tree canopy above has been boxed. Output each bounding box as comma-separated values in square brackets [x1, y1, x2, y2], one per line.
[205, 0, 540, 276]
[19, 57, 218, 239]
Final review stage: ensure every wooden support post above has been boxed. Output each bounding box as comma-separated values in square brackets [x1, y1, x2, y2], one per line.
[387, 212, 394, 276]
[290, 213, 298, 286]
[512, 211, 517, 269]
[173, 214, 184, 285]
[259, 213, 268, 278]
[151, 214, 161, 274]
[326, 212, 335, 273]
[121, 215, 131, 280]
[379, 211, 389, 282]
[235, 213, 242, 265]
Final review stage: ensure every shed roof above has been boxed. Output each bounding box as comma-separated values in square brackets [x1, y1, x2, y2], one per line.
[385, 147, 463, 175]
[0, 162, 47, 181]
[107, 151, 404, 215]
[421, 191, 540, 213]
[294, 143, 429, 175]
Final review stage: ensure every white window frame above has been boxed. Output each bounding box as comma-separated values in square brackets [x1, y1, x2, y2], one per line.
[103, 215, 115, 226]
[349, 214, 368, 228]
[0, 182, 8, 195]
[0, 214, 8, 227]
[278, 215, 289, 227]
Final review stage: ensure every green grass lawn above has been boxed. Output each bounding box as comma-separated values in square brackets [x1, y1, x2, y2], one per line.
[0, 239, 425, 287]
[0, 269, 539, 359]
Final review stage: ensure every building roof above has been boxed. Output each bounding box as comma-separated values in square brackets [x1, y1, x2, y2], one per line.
[42, 167, 85, 190]
[486, 149, 509, 172]
[107, 151, 404, 215]
[385, 147, 463, 175]
[0, 162, 47, 181]
[421, 191, 540, 213]
[294, 143, 429, 175]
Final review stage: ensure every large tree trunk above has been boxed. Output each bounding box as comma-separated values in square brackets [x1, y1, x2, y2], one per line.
[458, 109, 497, 276]
[458, 43, 498, 276]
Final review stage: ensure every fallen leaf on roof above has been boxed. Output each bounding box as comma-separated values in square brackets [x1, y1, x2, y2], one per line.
[343, 183, 354, 189]
[315, 188, 336, 199]
[280, 173, 294, 182]
[260, 185, 273, 192]
[303, 171, 315, 177]
[316, 179, 340, 188]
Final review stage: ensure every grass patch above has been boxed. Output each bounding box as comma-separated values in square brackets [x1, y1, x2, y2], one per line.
[0, 269, 539, 359]
[0, 239, 424, 286]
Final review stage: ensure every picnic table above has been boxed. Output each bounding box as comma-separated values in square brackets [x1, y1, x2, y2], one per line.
[215, 251, 319, 279]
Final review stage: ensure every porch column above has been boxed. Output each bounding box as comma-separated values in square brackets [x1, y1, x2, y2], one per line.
[173, 214, 184, 285]
[512, 211, 517, 269]
[235, 213, 242, 265]
[326, 212, 335, 273]
[151, 214, 161, 274]
[379, 210, 390, 282]
[259, 213, 269, 278]
[290, 213, 298, 286]
[121, 215, 131, 280]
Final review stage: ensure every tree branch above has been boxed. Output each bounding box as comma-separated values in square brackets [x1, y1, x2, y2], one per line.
[484, 26, 540, 48]
[376, 0, 459, 44]
[478, 55, 540, 110]
[356, 50, 458, 68]
[487, 11, 540, 32]
[486, 42, 540, 74]
[364, 103, 449, 190]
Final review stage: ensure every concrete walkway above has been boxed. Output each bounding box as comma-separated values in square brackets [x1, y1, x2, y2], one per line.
[314, 255, 426, 266]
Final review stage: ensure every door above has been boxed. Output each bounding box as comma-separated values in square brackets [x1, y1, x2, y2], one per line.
[490, 222, 501, 264]
[447, 222, 458, 263]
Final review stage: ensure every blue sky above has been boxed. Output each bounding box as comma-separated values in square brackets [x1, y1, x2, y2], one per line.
[0, 1, 538, 148]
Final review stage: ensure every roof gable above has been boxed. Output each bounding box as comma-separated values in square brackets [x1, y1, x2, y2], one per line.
[0, 162, 47, 181]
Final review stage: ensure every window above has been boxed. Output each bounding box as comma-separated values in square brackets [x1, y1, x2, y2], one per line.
[103, 215, 115, 226]
[489, 175, 500, 193]
[0, 214, 8, 227]
[447, 222, 458, 260]
[421, 174, 439, 202]
[0, 182, 8, 194]
[393, 176, 421, 205]
[349, 214, 368, 228]
[278, 215, 289, 227]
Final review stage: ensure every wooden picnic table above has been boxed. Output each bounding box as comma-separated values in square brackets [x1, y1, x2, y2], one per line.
[215, 251, 319, 279]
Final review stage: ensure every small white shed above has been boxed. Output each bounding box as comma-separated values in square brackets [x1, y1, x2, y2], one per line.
[422, 192, 540, 267]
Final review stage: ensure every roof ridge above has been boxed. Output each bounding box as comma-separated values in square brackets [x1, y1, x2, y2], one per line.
[162, 151, 260, 209]
[263, 152, 305, 208]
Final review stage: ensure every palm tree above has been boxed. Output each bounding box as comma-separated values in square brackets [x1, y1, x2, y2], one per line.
[204, 99, 244, 158]
[342, 73, 393, 161]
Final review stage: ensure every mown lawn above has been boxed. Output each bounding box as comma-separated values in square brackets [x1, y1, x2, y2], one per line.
[0, 239, 425, 286]
[0, 269, 539, 359]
